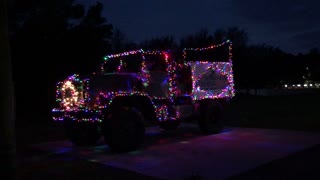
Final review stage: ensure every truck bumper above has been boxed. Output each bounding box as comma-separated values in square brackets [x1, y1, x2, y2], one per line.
[52, 108, 103, 122]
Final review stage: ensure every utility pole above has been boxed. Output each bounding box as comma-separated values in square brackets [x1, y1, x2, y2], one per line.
[0, 0, 16, 179]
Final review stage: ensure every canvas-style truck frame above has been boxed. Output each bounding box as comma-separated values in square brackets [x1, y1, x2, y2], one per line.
[52, 40, 235, 152]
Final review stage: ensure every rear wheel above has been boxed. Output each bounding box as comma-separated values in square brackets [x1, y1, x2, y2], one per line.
[103, 107, 145, 153]
[198, 100, 224, 134]
[64, 119, 101, 146]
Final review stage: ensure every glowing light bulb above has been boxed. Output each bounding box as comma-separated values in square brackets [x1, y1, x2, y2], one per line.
[65, 81, 72, 86]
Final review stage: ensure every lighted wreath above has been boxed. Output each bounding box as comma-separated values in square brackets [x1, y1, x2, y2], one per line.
[195, 67, 228, 91]
[61, 80, 79, 109]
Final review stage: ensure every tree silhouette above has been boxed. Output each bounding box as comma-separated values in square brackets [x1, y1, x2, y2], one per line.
[180, 29, 214, 48]
[140, 35, 178, 50]
[9, 0, 113, 124]
[226, 27, 249, 49]
[1, 0, 16, 179]
[111, 28, 138, 53]
[212, 28, 226, 44]
[64, 2, 113, 75]
[304, 48, 320, 81]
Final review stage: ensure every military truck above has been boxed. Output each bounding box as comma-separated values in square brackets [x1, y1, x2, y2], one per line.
[52, 40, 235, 152]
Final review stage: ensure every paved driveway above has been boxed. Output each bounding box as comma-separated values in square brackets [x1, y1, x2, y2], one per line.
[30, 124, 320, 180]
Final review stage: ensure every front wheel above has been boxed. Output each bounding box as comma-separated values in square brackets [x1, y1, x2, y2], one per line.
[64, 119, 101, 146]
[103, 107, 145, 153]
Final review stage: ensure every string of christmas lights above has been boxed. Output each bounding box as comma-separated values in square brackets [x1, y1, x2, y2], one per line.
[190, 61, 235, 100]
[184, 40, 235, 100]
[53, 40, 234, 123]
[53, 90, 178, 122]
[183, 40, 232, 58]
[55, 74, 90, 110]
[144, 50, 177, 98]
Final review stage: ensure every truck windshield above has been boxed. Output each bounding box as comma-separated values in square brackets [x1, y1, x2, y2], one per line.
[102, 54, 143, 73]
[101, 52, 169, 73]
[90, 73, 143, 92]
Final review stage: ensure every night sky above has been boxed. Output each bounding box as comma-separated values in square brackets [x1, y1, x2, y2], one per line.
[78, 0, 320, 54]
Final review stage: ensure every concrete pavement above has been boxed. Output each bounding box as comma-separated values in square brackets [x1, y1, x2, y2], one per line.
[27, 124, 320, 180]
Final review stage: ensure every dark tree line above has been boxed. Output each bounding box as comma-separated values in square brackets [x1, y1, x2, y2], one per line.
[8, 1, 320, 124]
[9, 0, 114, 123]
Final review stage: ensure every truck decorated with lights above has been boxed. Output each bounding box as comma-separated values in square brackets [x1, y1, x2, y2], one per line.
[52, 40, 235, 152]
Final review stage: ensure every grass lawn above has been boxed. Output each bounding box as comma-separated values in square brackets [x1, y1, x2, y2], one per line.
[223, 93, 320, 132]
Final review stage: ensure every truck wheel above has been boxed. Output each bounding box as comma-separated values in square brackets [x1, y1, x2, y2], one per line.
[159, 120, 180, 130]
[103, 107, 145, 153]
[198, 101, 223, 134]
[64, 119, 101, 146]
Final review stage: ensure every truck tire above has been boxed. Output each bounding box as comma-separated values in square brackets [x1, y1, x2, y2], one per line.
[103, 107, 145, 153]
[198, 101, 223, 134]
[64, 119, 101, 146]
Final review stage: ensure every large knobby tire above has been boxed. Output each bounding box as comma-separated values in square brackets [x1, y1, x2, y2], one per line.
[103, 107, 145, 153]
[64, 119, 101, 146]
[198, 101, 224, 135]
